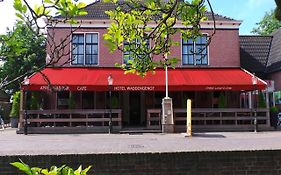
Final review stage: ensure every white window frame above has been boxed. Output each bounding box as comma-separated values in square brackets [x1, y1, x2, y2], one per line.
[181, 33, 209, 66]
[70, 32, 99, 66]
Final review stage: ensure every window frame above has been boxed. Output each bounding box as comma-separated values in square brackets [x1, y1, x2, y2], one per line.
[71, 32, 99, 66]
[181, 33, 209, 66]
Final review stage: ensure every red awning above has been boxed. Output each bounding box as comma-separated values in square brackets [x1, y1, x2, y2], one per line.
[21, 67, 267, 91]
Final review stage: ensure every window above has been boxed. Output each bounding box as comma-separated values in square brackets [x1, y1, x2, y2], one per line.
[82, 92, 95, 109]
[182, 34, 208, 65]
[57, 91, 69, 109]
[72, 33, 98, 65]
[123, 38, 150, 64]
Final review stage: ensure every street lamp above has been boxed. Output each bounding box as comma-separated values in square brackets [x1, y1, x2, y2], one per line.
[252, 74, 258, 133]
[107, 74, 113, 134]
[23, 77, 30, 135]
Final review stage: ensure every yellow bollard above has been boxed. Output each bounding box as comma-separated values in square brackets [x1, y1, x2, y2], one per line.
[186, 99, 192, 137]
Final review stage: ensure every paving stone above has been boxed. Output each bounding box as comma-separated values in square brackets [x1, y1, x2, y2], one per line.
[1, 129, 281, 156]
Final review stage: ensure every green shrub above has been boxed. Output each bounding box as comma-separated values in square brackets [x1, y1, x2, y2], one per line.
[111, 96, 119, 108]
[9, 91, 21, 118]
[10, 159, 92, 175]
[270, 106, 278, 113]
[218, 92, 226, 108]
[30, 92, 41, 110]
[68, 94, 76, 109]
[258, 93, 266, 108]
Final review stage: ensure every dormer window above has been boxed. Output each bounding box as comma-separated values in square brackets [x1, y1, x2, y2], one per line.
[72, 33, 98, 65]
[182, 34, 208, 65]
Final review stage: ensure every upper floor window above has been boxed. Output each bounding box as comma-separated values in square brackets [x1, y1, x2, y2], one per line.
[123, 38, 150, 64]
[72, 33, 98, 65]
[182, 34, 208, 65]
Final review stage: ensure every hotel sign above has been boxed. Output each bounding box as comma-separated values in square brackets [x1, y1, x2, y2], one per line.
[114, 86, 155, 91]
[205, 86, 233, 90]
[36, 85, 156, 91]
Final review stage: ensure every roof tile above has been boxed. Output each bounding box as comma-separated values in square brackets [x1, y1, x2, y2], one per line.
[239, 35, 272, 78]
[266, 28, 281, 73]
[67, 0, 239, 22]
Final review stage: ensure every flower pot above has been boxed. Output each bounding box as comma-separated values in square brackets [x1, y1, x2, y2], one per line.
[10, 118, 18, 128]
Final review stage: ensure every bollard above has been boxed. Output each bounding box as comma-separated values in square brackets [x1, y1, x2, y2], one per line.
[186, 99, 192, 137]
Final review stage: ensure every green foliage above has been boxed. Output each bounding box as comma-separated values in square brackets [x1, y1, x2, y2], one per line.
[275, 0, 281, 20]
[218, 92, 226, 108]
[30, 92, 41, 110]
[9, 91, 21, 118]
[104, 0, 208, 76]
[111, 96, 119, 108]
[13, 0, 88, 27]
[4, 0, 88, 93]
[252, 10, 281, 35]
[270, 106, 278, 113]
[258, 93, 266, 108]
[11, 159, 92, 175]
[68, 94, 76, 109]
[0, 22, 45, 93]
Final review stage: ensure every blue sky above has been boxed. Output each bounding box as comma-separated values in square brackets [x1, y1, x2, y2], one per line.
[209, 0, 276, 35]
[0, 0, 277, 35]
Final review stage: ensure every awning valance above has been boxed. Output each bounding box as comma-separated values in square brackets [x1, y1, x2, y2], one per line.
[21, 67, 267, 91]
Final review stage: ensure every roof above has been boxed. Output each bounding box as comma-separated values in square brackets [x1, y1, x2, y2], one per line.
[59, 0, 239, 22]
[239, 35, 272, 78]
[266, 28, 281, 73]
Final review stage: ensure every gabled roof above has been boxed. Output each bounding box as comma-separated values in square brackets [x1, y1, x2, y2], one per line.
[239, 35, 272, 78]
[266, 28, 281, 73]
[67, 0, 239, 22]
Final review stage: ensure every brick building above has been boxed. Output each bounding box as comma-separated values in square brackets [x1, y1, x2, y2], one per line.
[240, 28, 281, 110]
[19, 1, 269, 133]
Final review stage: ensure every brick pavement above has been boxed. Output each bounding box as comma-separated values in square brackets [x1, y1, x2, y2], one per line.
[1, 128, 281, 156]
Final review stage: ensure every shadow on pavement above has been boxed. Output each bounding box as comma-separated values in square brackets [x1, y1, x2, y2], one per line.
[192, 133, 226, 138]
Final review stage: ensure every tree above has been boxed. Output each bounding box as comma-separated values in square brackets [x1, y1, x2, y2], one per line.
[104, 0, 215, 76]
[13, 0, 213, 76]
[0, 22, 45, 94]
[251, 10, 281, 35]
[275, 0, 281, 20]
[0, 0, 88, 90]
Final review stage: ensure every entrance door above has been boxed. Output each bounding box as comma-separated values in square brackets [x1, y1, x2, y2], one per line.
[129, 92, 141, 126]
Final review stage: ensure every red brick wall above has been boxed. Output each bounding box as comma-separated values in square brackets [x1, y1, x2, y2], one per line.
[47, 28, 240, 68]
[3, 151, 281, 175]
[207, 29, 240, 67]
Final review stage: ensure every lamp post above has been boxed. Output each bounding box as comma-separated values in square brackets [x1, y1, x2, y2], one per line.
[107, 74, 113, 134]
[161, 50, 174, 133]
[23, 77, 29, 135]
[165, 57, 169, 98]
[252, 74, 258, 133]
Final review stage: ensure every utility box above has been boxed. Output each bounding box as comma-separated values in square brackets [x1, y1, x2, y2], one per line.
[162, 97, 174, 133]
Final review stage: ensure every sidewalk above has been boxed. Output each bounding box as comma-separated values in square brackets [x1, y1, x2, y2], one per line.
[1, 129, 281, 156]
